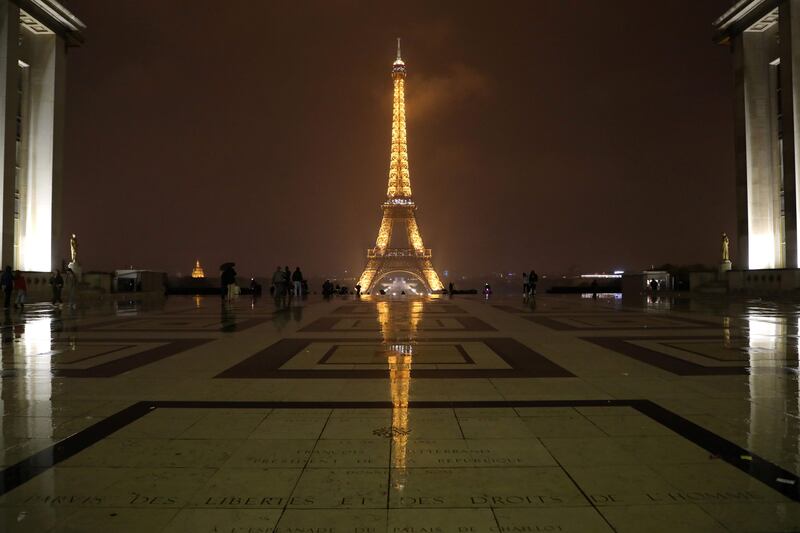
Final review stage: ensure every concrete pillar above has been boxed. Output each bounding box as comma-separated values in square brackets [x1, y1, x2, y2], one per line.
[0, 1, 18, 269]
[784, 0, 800, 270]
[741, 29, 784, 269]
[19, 32, 59, 272]
[781, 2, 799, 268]
[51, 36, 64, 273]
[733, 34, 750, 268]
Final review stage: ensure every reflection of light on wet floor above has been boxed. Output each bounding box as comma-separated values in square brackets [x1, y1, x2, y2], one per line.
[746, 315, 786, 363]
[580, 292, 622, 300]
[23, 317, 53, 406]
[115, 300, 140, 317]
[745, 313, 799, 473]
[22, 316, 53, 359]
[378, 299, 424, 491]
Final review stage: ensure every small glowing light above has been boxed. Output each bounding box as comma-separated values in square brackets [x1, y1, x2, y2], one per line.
[580, 274, 622, 279]
[613, 270, 624, 275]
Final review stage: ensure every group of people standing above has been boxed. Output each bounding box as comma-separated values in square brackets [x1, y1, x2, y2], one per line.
[272, 266, 305, 307]
[220, 265, 306, 307]
[522, 270, 539, 300]
[0, 266, 76, 310]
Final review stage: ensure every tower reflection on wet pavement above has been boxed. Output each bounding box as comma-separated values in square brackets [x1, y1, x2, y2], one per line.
[0, 293, 798, 532]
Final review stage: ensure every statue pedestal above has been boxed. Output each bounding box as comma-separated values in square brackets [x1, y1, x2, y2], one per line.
[68, 261, 82, 282]
[719, 260, 732, 277]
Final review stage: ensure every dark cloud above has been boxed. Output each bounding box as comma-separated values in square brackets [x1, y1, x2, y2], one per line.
[408, 63, 491, 121]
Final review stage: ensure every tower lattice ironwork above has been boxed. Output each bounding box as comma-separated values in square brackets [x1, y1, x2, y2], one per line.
[357, 40, 444, 294]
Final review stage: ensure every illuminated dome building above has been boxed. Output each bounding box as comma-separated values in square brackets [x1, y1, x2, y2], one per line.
[191, 260, 205, 279]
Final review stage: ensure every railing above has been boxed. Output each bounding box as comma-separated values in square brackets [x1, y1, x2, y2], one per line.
[367, 247, 431, 259]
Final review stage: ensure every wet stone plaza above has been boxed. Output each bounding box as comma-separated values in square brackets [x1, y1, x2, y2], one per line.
[0, 293, 799, 532]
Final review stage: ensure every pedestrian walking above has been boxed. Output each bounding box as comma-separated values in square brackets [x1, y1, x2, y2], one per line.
[220, 264, 237, 300]
[50, 269, 64, 305]
[522, 272, 529, 300]
[13, 271, 27, 309]
[0, 266, 12, 309]
[292, 267, 303, 297]
[529, 270, 539, 297]
[272, 266, 287, 307]
[322, 279, 333, 298]
[283, 266, 291, 295]
[272, 266, 284, 293]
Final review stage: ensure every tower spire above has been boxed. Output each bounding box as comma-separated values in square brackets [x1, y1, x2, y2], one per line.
[388, 39, 410, 198]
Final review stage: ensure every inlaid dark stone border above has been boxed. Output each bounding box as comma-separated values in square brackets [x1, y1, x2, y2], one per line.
[525, 315, 718, 331]
[582, 336, 748, 375]
[214, 337, 571, 378]
[77, 316, 271, 333]
[317, 343, 475, 365]
[298, 316, 496, 332]
[659, 340, 749, 363]
[1, 399, 797, 503]
[0, 338, 213, 378]
[492, 304, 633, 315]
[333, 304, 466, 315]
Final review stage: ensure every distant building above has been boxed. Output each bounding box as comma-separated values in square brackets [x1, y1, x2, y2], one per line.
[191, 260, 205, 279]
[114, 270, 166, 293]
[0, 1, 84, 272]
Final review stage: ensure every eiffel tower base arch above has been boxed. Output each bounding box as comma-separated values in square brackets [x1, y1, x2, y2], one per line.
[359, 255, 442, 294]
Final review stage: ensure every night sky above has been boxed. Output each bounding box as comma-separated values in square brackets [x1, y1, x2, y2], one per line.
[62, 0, 734, 279]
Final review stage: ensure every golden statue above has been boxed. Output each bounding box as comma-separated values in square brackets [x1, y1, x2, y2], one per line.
[70, 233, 78, 263]
[721, 232, 730, 262]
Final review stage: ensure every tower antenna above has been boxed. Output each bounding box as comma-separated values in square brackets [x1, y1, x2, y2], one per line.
[396, 37, 401, 61]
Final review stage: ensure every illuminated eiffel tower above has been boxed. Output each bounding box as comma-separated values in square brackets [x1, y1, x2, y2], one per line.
[357, 40, 444, 294]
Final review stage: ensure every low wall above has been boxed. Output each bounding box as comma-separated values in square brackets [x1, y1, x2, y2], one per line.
[728, 268, 800, 291]
[16, 271, 53, 302]
[9, 271, 112, 304]
[689, 272, 717, 291]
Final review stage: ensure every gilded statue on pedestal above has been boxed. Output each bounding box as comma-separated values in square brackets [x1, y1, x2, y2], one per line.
[721, 232, 730, 262]
[70, 233, 78, 263]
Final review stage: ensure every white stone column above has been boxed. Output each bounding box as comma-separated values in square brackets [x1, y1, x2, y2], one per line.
[0, 1, 19, 269]
[742, 29, 784, 269]
[780, 2, 799, 267]
[19, 32, 61, 272]
[51, 35, 65, 273]
[787, 0, 800, 268]
[733, 34, 749, 268]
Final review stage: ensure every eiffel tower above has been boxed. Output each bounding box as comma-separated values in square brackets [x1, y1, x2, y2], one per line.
[357, 40, 444, 294]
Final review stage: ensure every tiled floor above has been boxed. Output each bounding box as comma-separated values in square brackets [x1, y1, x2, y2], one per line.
[0, 293, 798, 532]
